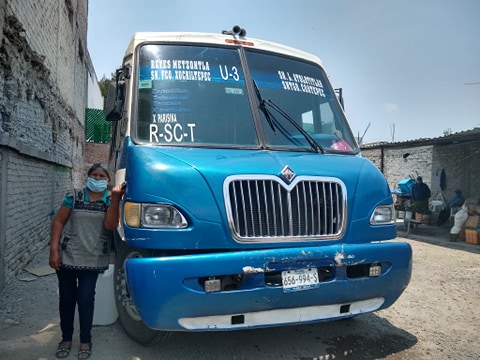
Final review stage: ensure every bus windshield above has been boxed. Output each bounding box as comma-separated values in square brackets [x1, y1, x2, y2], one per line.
[246, 50, 357, 152]
[135, 44, 357, 153]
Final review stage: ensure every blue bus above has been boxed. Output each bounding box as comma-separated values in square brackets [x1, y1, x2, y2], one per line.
[105, 26, 412, 345]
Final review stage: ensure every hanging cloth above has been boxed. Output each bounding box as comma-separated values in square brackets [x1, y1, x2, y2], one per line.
[440, 169, 446, 191]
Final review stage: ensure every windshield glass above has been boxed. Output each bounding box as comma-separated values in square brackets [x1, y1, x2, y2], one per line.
[136, 44, 258, 146]
[246, 50, 357, 152]
[134, 44, 357, 152]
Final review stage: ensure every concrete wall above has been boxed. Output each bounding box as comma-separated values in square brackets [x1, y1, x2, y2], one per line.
[0, 0, 89, 289]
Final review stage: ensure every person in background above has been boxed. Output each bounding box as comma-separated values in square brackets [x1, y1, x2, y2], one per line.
[448, 189, 465, 209]
[49, 163, 124, 359]
[437, 189, 466, 226]
[411, 176, 431, 214]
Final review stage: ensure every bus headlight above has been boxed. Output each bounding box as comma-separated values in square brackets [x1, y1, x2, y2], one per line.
[143, 204, 188, 228]
[124, 202, 188, 228]
[370, 205, 395, 225]
[124, 202, 141, 228]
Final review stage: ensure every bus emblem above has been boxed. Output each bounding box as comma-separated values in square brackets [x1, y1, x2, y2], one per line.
[280, 166, 295, 183]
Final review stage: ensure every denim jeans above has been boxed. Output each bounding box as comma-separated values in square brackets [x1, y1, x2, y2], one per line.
[56, 267, 99, 343]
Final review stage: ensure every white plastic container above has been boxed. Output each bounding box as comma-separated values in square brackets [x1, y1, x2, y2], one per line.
[430, 200, 443, 213]
[93, 264, 118, 325]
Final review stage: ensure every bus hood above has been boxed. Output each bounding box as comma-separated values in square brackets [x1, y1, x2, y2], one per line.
[122, 144, 394, 246]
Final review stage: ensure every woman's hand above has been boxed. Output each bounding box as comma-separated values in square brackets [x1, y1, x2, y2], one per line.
[104, 183, 125, 230]
[49, 249, 61, 270]
[110, 183, 125, 202]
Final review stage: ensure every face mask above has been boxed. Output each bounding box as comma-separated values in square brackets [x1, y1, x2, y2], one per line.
[87, 177, 108, 193]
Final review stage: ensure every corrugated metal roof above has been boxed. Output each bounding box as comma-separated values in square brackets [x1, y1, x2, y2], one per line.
[361, 128, 480, 149]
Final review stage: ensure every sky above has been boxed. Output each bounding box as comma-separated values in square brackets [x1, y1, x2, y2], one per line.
[87, 0, 480, 144]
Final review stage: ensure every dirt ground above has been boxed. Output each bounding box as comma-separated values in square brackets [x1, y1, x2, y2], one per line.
[1, 222, 479, 360]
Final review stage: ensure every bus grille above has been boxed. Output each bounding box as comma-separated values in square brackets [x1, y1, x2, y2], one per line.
[225, 176, 346, 242]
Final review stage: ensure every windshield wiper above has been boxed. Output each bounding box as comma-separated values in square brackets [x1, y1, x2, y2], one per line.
[266, 99, 324, 154]
[252, 81, 324, 153]
[253, 81, 277, 134]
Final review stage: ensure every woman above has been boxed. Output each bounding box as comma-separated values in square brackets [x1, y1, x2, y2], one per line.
[49, 163, 124, 359]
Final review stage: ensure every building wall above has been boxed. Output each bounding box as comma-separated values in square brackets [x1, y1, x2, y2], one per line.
[2, 150, 71, 282]
[84, 142, 110, 169]
[87, 69, 103, 110]
[0, 0, 88, 289]
[362, 137, 480, 206]
[431, 141, 480, 202]
[8, 0, 88, 122]
[362, 145, 434, 191]
[85, 61, 109, 170]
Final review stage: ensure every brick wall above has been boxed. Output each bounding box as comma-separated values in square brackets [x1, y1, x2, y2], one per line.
[85, 142, 110, 169]
[2, 150, 71, 282]
[0, 0, 89, 289]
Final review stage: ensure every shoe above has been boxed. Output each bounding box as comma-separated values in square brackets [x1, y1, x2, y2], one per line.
[77, 343, 92, 360]
[56, 341, 71, 359]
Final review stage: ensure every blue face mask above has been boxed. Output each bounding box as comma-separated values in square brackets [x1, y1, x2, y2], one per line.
[87, 177, 108, 193]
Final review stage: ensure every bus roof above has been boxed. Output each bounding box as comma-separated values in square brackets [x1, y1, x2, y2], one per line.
[124, 31, 324, 67]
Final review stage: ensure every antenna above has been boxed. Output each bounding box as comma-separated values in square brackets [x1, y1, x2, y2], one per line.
[358, 123, 371, 144]
[390, 123, 395, 142]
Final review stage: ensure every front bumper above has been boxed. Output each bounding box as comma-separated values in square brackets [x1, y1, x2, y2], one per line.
[125, 241, 412, 331]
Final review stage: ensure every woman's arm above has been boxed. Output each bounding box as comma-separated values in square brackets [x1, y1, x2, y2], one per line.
[104, 184, 125, 230]
[49, 205, 71, 270]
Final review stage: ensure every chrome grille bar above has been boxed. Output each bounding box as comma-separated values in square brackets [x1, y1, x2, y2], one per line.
[224, 175, 346, 242]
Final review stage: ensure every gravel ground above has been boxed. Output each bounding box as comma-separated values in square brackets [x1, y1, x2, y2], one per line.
[1, 223, 479, 360]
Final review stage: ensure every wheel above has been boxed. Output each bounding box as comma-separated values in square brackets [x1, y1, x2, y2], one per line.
[114, 236, 170, 346]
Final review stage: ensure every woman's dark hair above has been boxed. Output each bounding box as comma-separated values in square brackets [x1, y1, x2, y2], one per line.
[87, 163, 111, 180]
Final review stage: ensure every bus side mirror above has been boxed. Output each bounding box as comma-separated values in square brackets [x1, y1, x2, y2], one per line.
[105, 81, 125, 121]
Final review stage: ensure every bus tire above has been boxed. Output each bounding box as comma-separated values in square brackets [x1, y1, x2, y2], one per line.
[113, 238, 170, 346]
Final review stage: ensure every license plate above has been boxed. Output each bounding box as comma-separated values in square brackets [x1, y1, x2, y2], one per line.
[281, 267, 319, 292]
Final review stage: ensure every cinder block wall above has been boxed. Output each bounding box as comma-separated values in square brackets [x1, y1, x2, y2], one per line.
[383, 145, 434, 191]
[0, 0, 88, 289]
[362, 145, 434, 191]
[362, 139, 480, 204]
[431, 141, 480, 201]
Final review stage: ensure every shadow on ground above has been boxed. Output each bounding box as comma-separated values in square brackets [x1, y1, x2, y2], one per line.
[395, 219, 480, 254]
[143, 313, 418, 360]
